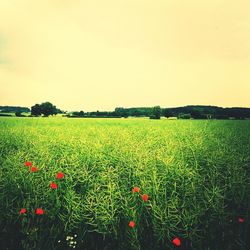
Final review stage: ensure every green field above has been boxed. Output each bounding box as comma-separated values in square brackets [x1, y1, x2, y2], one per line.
[0, 117, 249, 249]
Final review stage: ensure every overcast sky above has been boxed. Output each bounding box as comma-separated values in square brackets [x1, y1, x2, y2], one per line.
[0, 0, 250, 111]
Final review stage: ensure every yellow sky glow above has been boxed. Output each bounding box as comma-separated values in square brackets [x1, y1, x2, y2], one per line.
[0, 0, 250, 111]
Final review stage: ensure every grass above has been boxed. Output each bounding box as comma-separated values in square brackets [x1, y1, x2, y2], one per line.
[0, 112, 31, 117]
[0, 117, 249, 249]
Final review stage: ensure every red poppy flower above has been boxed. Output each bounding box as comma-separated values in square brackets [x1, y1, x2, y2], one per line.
[129, 221, 135, 228]
[25, 161, 32, 167]
[31, 166, 38, 172]
[57, 172, 64, 179]
[20, 208, 26, 214]
[173, 237, 181, 247]
[132, 186, 140, 193]
[35, 208, 44, 215]
[142, 194, 149, 202]
[238, 217, 244, 223]
[50, 182, 57, 189]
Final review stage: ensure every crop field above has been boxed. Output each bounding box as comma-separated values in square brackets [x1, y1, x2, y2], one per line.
[0, 117, 249, 250]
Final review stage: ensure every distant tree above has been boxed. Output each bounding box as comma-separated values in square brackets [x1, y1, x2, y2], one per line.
[31, 104, 42, 116]
[132, 110, 139, 117]
[70, 110, 85, 117]
[162, 108, 173, 118]
[123, 107, 152, 117]
[0, 106, 30, 113]
[79, 110, 84, 117]
[15, 111, 22, 117]
[40, 102, 57, 116]
[178, 113, 191, 119]
[115, 107, 129, 118]
[56, 108, 64, 114]
[190, 109, 204, 119]
[31, 102, 58, 116]
[150, 106, 161, 119]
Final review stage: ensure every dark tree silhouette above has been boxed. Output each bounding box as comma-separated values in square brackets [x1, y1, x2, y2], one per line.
[162, 108, 173, 118]
[31, 102, 57, 116]
[150, 106, 161, 119]
[31, 104, 42, 116]
[15, 111, 22, 117]
[114, 107, 129, 118]
[79, 111, 84, 117]
[40, 102, 57, 116]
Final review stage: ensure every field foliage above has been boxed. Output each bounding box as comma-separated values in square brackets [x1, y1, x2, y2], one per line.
[0, 118, 249, 249]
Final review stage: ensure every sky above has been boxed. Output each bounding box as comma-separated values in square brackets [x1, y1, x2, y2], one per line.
[0, 0, 250, 111]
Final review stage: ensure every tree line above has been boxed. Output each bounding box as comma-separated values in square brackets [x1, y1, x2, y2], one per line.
[1, 104, 250, 119]
[0, 106, 30, 113]
[68, 105, 250, 119]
